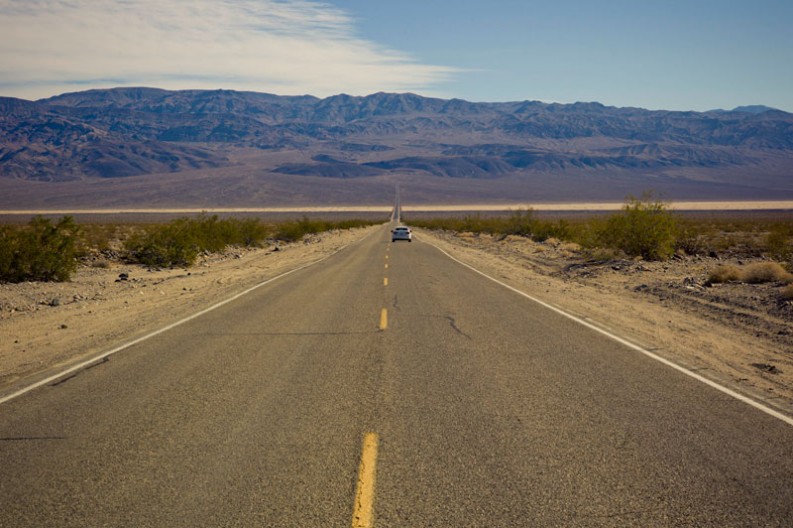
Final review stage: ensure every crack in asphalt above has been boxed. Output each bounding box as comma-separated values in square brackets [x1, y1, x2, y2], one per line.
[445, 316, 472, 340]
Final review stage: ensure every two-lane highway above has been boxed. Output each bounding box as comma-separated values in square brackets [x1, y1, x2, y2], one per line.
[2, 223, 792, 526]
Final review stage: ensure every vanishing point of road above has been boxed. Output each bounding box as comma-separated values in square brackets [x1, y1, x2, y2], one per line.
[1, 223, 792, 527]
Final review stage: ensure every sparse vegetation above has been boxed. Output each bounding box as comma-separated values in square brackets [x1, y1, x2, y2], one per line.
[410, 194, 793, 266]
[675, 216, 792, 262]
[707, 262, 793, 285]
[125, 214, 375, 267]
[742, 262, 793, 284]
[410, 210, 576, 246]
[0, 214, 377, 280]
[766, 223, 793, 267]
[124, 214, 276, 267]
[707, 265, 743, 284]
[782, 284, 793, 300]
[272, 216, 373, 243]
[410, 193, 679, 261]
[0, 216, 80, 283]
[595, 193, 677, 260]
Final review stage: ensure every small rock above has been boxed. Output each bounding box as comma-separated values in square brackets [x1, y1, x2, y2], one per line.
[117, 273, 129, 282]
[49, 298, 60, 307]
[751, 363, 781, 374]
[60, 324, 67, 329]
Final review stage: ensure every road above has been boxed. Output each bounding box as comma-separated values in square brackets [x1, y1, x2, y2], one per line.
[1, 223, 793, 527]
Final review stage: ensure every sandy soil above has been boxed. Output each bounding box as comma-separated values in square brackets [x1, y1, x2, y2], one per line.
[416, 229, 793, 415]
[0, 226, 379, 391]
[2, 223, 792, 419]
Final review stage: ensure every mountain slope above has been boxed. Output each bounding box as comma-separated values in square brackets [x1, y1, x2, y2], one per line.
[1, 88, 792, 205]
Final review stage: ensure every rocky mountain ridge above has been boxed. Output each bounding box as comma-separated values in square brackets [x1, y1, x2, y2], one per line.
[1, 88, 792, 193]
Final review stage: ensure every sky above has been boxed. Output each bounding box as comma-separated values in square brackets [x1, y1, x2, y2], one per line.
[0, 0, 791, 111]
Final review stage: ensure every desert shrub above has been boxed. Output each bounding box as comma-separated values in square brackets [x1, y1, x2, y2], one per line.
[707, 265, 743, 284]
[597, 193, 678, 260]
[124, 214, 272, 267]
[124, 219, 201, 267]
[410, 209, 575, 244]
[534, 219, 572, 242]
[782, 284, 793, 300]
[570, 216, 608, 250]
[273, 217, 376, 242]
[75, 224, 122, 257]
[503, 209, 536, 236]
[273, 216, 326, 242]
[675, 221, 708, 255]
[0, 216, 80, 282]
[124, 214, 374, 266]
[236, 218, 271, 246]
[741, 262, 793, 284]
[598, 193, 677, 260]
[707, 262, 792, 285]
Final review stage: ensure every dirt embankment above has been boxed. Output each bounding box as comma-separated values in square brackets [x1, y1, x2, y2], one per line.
[416, 229, 793, 414]
[0, 226, 380, 391]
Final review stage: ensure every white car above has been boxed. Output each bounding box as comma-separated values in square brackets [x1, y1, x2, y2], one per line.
[391, 226, 412, 242]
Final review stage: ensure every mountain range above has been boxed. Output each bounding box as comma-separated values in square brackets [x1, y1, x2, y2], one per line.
[1, 88, 792, 207]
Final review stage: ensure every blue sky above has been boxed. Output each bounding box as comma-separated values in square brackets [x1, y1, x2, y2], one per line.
[1, 0, 791, 111]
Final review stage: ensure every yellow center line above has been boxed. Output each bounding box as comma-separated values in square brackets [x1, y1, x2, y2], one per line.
[384, 263, 389, 269]
[385, 255, 389, 260]
[352, 432, 379, 528]
[383, 277, 388, 286]
[379, 308, 388, 330]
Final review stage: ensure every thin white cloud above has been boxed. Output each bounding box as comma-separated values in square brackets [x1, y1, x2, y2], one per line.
[0, 0, 458, 99]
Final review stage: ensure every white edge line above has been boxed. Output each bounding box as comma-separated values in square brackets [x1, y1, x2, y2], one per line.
[0, 228, 380, 406]
[425, 240, 793, 428]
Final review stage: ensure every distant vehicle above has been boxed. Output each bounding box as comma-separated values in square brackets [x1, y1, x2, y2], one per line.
[391, 226, 412, 242]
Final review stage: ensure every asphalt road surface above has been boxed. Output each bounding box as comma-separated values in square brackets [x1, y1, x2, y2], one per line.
[2, 224, 792, 527]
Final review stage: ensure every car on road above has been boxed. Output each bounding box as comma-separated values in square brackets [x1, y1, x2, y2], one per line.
[391, 226, 412, 242]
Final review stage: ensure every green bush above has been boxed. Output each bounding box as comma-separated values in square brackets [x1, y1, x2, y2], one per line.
[124, 214, 273, 267]
[408, 193, 681, 261]
[675, 221, 707, 256]
[124, 220, 200, 267]
[597, 193, 678, 260]
[409, 209, 573, 243]
[0, 216, 80, 282]
[272, 217, 375, 242]
[123, 214, 375, 267]
[274, 216, 326, 242]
